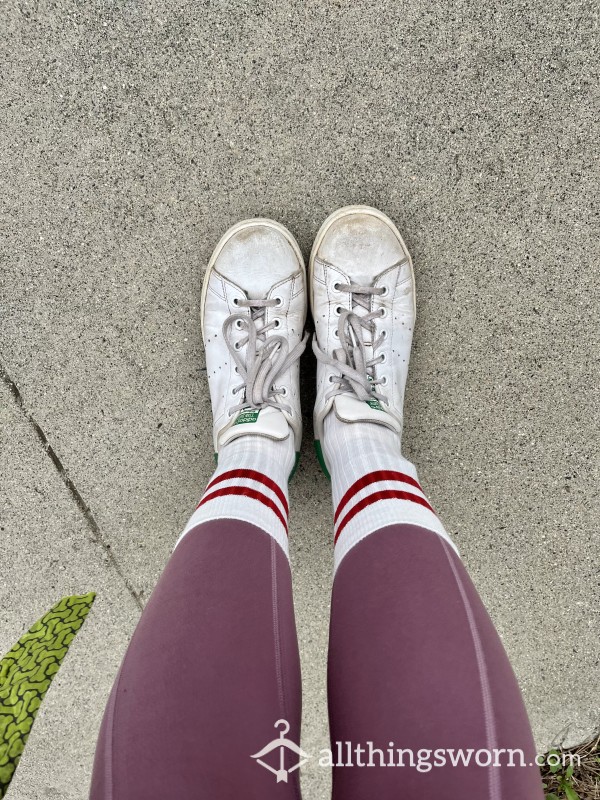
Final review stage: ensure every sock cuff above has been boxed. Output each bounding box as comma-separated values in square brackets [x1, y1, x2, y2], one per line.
[176, 434, 293, 555]
[175, 506, 289, 556]
[334, 511, 458, 575]
[323, 414, 459, 574]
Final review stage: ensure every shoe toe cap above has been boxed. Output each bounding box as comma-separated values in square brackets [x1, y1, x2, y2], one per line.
[215, 223, 302, 298]
[315, 209, 408, 283]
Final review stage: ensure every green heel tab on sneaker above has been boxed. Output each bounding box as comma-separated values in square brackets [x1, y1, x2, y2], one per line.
[314, 440, 331, 480]
[289, 451, 301, 480]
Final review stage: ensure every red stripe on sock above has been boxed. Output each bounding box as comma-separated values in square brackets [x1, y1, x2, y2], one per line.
[334, 470, 425, 524]
[334, 489, 435, 542]
[204, 469, 289, 516]
[197, 486, 288, 533]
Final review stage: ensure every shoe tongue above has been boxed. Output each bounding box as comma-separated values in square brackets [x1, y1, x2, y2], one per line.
[219, 406, 290, 447]
[333, 394, 401, 434]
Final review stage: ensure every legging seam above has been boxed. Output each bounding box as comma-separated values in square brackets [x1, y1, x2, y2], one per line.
[440, 539, 501, 800]
[270, 537, 286, 716]
[270, 538, 302, 800]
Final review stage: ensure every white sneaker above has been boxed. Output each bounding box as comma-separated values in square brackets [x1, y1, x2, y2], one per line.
[310, 205, 416, 473]
[202, 219, 307, 456]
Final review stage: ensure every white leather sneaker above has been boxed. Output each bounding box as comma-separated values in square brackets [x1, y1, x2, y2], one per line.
[310, 205, 416, 473]
[202, 219, 307, 458]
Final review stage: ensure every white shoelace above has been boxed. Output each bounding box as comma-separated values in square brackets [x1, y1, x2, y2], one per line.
[223, 297, 308, 417]
[313, 282, 387, 404]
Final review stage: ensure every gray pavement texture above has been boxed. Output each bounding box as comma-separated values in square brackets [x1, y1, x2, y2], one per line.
[1, 0, 599, 797]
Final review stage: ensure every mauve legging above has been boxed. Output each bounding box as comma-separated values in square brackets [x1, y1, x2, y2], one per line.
[89, 521, 543, 799]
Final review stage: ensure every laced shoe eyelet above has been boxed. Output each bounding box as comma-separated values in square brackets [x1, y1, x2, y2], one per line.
[335, 306, 343, 315]
[234, 341, 241, 350]
[279, 386, 288, 397]
[379, 308, 386, 318]
[232, 297, 240, 306]
[333, 282, 341, 291]
[381, 376, 388, 385]
[380, 286, 389, 297]
[235, 319, 243, 329]
[333, 330, 339, 338]
[380, 353, 387, 364]
[274, 318, 281, 328]
[274, 297, 283, 307]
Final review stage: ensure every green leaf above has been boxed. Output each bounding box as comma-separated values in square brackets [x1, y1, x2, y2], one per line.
[547, 750, 562, 773]
[562, 782, 580, 800]
[565, 764, 574, 779]
[0, 594, 96, 799]
[545, 793, 561, 800]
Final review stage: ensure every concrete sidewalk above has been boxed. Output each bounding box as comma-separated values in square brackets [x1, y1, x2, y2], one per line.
[1, 1, 598, 797]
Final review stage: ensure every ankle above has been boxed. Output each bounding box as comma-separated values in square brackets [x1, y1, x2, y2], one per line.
[217, 432, 296, 481]
[323, 412, 411, 480]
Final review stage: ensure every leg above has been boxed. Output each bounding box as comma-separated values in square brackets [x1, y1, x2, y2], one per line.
[91, 218, 308, 798]
[328, 523, 543, 798]
[90, 517, 301, 800]
[310, 206, 543, 798]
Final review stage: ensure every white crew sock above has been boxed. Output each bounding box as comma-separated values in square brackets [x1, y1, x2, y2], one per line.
[177, 433, 295, 557]
[323, 411, 458, 573]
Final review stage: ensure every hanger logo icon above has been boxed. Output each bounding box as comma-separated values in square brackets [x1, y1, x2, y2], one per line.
[250, 719, 311, 782]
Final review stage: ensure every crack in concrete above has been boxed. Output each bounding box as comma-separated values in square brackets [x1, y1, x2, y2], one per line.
[1, 361, 144, 612]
